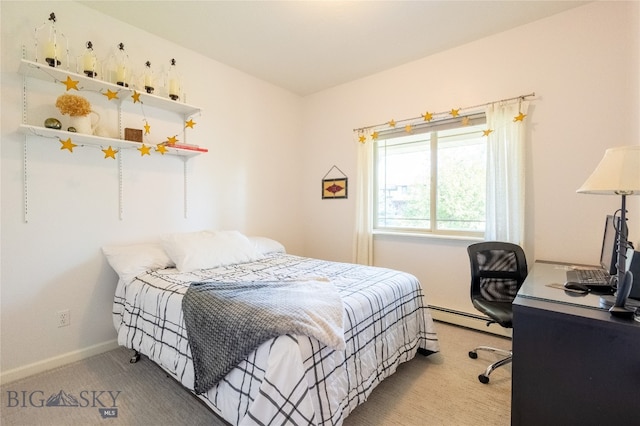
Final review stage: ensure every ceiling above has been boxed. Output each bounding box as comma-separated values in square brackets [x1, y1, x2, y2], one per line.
[80, 1, 586, 96]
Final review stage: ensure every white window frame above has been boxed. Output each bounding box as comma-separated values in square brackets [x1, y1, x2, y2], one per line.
[373, 113, 487, 238]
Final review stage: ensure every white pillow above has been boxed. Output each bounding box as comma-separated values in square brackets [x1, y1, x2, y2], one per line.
[161, 230, 263, 272]
[102, 243, 174, 284]
[248, 236, 286, 254]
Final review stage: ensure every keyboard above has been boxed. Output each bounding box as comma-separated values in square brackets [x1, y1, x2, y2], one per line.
[566, 268, 612, 288]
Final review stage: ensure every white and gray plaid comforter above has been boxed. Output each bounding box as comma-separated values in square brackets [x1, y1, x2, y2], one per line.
[113, 253, 439, 425]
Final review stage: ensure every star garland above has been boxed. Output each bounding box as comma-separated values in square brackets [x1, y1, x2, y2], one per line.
[62, 76, 79, 91]
[46, 69, 201, 159]
[102, 146, 118, 159]
[357, 97, 531, 144]
[60, 138, 77, 152]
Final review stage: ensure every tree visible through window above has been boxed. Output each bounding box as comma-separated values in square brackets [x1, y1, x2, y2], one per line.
[374, 120, 486, 236]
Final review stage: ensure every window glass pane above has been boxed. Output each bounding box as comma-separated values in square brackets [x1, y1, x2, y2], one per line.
[376, 135, 430, 229]
[374, 118, 486, 236]
[436, 125, 486, 232]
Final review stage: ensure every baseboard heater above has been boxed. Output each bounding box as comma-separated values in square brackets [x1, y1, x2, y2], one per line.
[428, 305, 512, 338]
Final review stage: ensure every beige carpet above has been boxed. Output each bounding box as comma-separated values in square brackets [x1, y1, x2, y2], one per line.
[1, 321, 511, 425]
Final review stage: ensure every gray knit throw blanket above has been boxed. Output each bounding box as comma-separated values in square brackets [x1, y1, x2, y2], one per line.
[182, 280, 345, 394]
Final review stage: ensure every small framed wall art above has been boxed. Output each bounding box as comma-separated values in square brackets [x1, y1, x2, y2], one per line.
[322, 165, 348, 199]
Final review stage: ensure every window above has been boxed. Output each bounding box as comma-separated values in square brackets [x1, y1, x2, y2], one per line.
[374, 116, 486, 236]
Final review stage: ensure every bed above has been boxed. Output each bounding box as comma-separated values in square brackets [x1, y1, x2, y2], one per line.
[104, 231, 439, 425]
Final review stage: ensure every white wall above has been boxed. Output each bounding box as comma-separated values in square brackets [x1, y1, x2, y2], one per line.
[300, 2, 639, 319]
[0, 1, 304, 378]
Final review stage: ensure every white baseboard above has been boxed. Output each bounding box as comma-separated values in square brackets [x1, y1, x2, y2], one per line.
[429, 306, 513, 338]
[0, 339, 119, 385]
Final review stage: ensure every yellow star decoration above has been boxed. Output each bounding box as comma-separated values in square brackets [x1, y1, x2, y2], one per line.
[144, 121, 151, 135]
[166, 135, 179, 145]
[449, 108, 461, 117]
[388, 119, 396, 127]
[62, 76, 79, 91]
[371, 131, 379, 140]
[483, 129, 494, 137]
[60, 138, 77, 152]
[131, 91, 141, 103]
[358, 134, 366, 144]
[422, 112, 433, 122]
[138, 144, 151, 156]
[405, 124, 412, 133]
[102, 146, 118, 159]
[513, 112, 527, 122]
[461, 116, 471, 126]
[103, 89, 119, 100]
[185, 118, 196, 129]
[155, 144, 168, 155]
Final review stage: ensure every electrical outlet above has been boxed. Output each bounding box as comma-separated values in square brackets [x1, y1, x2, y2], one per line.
[57, 309, 70, 328]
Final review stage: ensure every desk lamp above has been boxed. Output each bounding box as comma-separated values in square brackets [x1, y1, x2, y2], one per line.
[577, 145, 640, 318]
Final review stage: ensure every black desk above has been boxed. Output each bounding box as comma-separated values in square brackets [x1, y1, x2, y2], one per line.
[511, 260, 640, 425]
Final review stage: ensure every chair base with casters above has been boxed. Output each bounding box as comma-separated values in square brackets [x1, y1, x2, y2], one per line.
[468, 345, 512, 384]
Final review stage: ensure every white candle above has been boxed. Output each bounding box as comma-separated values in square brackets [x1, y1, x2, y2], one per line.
[144, 73, 153, 87]
[83, 53, 96, 72]
[169, 78, 179, 96]
[45, 41, 56, 58]
[116, 65, 126, 82]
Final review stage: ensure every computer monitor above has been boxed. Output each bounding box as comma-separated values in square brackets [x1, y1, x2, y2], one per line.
[599, 214, 627, 276]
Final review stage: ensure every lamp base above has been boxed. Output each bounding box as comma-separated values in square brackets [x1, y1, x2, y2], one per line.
[609, 305, 636, 319]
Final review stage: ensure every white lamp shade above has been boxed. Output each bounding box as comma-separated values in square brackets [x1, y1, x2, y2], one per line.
[577, 145, 640, 195]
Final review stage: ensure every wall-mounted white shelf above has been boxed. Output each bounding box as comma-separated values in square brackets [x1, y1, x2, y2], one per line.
[19, 124, 202, 158]
[18, 54, 207, 222]
[18, 59, 201, 117]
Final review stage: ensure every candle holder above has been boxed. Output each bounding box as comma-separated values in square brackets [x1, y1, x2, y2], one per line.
[34, 12, 69, 68]
[167, 58, 181, 101]
[143, 61, 154, 94]
[112, 42, 130, 87]
[78, 41, 98, 78]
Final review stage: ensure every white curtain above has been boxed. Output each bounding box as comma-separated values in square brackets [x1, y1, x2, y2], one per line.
[353, 131, 374, 265]
[484, 100, 529, 245]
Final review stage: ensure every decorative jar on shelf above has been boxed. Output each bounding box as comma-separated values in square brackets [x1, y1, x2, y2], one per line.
[67, 112, 100, 135]
[55, 93, 100, 135]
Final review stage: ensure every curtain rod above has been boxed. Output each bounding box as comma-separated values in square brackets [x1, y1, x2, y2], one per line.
[353, 92, 536, 133]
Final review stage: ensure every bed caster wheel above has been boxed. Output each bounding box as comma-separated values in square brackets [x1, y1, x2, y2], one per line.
[130, 351, 140, 363]
[468, 351, 478, 359]
[478, 374, 489, 384]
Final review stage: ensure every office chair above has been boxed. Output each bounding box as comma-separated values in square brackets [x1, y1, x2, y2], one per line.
[467, 241, 528, 384]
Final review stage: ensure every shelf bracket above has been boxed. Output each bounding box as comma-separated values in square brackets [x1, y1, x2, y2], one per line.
[118, 150, 124, 220]
[183, 157, 188, 219]
[23, 138, 29, 223]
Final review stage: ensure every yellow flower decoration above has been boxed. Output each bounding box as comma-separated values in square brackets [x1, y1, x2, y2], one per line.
[55, 94, 91, 116]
